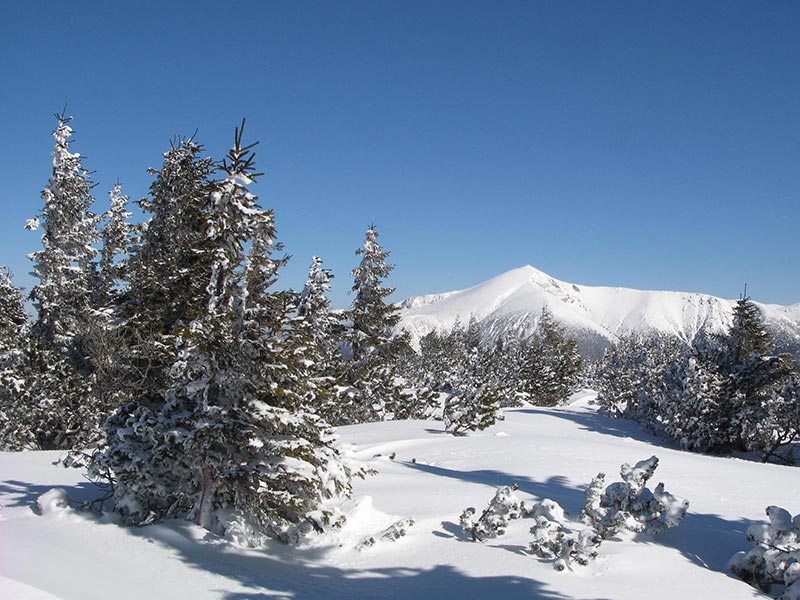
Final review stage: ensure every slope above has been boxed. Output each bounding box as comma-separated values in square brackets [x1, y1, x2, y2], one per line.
[0, 393, 785, 599]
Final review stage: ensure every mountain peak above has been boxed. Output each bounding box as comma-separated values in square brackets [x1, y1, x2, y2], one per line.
[398, 267, 800, 359]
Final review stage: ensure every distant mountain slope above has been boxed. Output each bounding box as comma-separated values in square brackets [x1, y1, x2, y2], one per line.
[398, 265, 800, 359]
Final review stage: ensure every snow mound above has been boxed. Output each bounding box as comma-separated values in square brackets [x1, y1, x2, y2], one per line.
[31, 489, 71, 516]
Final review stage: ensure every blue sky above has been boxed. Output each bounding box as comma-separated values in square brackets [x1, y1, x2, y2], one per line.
[1, 1, 798, 307]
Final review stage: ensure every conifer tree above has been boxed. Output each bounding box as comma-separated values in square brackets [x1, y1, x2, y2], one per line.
[296, 256, 347, 420]
[298, 256, 340, 357]
[26, 111, 100, 364]
[95, 122, 353, 543]
[722, 295, 773, 368]
[0, 268, 33, 450]
[517, 308, 583, 406]
[349, 225, 403, 361]
[119, 135, 217, 407]
[0, 268, 27, 354]
[339, 225, 417, 423]
[98, 182, 132, 301]
[22, 113, 106, 449]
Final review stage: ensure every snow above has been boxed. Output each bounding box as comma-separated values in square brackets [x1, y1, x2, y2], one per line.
[0, 393, 786, 599]
[398, 265, 800, 354]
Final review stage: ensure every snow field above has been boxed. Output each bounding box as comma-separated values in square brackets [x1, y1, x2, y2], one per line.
[0, 392, 786, 599]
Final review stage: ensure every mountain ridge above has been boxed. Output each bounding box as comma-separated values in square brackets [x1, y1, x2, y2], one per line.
[398, 265, 800, 359]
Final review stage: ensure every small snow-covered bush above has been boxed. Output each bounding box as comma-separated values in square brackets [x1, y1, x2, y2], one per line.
[729, 505, 800, 599]
[581, 456, 688, 539]
[460, 483, 530, 541]
[356, 517, 415, 550]
[460, 458, 686, 572]
[528, 499, 600, 571]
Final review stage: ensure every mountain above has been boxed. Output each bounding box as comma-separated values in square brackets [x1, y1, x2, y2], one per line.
[398, 265, 800, 359]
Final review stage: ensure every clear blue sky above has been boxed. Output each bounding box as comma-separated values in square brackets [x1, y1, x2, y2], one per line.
[1, 1, 798, 307]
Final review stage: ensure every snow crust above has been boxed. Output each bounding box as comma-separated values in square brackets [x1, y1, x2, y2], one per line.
[0, 395, 787, 599]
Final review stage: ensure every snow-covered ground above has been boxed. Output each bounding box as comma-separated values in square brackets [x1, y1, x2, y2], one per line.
[0, 392, 786, 599]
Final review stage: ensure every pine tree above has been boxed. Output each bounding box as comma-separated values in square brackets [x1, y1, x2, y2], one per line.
[349, 225, 403, 361]
[517, 308, 583, 406]
[119, 135, 217, 408]
[22, 112, 106, 450]
[95, 122, 353, 544]
[26, 111, 100, 365]
[0, 268, 33, 450]
[339, 225, 417, 423]
[296, 256, 347, 420]
[0, 268, 27, 354]
[298, 256, 341, 360]
[722, 295, 773, 368]
[98, 182, 132, 301]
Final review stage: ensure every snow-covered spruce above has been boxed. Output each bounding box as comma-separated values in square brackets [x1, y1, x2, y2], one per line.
[514, 307, 583, 407]
[460, 483, 531, 541]
[93, 122, 357, 545]
[336, 225, 431, 425]
[0, 266, 33, 450]
[443, 386, 505, 435]
[728, 505, 800, 599]
[581, 456, 688, 539]
[22, 112, 111, 450]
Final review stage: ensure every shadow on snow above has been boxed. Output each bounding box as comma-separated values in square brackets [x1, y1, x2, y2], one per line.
[397, 453, 754, 581]
[513, 407, 676, 450]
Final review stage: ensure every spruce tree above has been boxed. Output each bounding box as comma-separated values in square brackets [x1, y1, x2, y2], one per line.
[22, 112, 105, 449]
[98, 182, 132, 301]
[349, 225, 403, 361]
[517, 308, 583, 406]
[339, 225, 416, 423]
[27, 111, 100, 365]
[95, 122, 352, 543]
[0, 268, 33, 450]
[296, 256, 347, 421]
[119, 135, 217, 408]
[721, 295, 773, 368]
[298, 255, 340, 359]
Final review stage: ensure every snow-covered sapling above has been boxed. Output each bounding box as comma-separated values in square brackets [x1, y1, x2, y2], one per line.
[728, 505, 800, 599]
[460, 483, 531, 541]
[528, 499, 600, 571]
[357, 517, 416, 551]
[581, 456, 688, 539]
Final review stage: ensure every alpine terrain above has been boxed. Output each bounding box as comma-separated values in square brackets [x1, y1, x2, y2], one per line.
[398, 265, 800, 358]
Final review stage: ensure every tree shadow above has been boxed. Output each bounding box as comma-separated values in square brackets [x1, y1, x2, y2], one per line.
[126, 520, 603, 600]
[642, 511, 757, 573]
[398, 454, 758, 584]
[513, 408, 677, 451]
[435, 520, 468, 540]
[400, 461, 587, 517]
[0, 478, 103, 508]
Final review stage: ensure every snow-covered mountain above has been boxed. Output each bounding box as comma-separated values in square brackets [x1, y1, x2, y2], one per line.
[398, 265, 800, 359]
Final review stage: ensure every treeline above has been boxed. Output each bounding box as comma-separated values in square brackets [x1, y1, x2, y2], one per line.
[595, 297, 800, 464]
